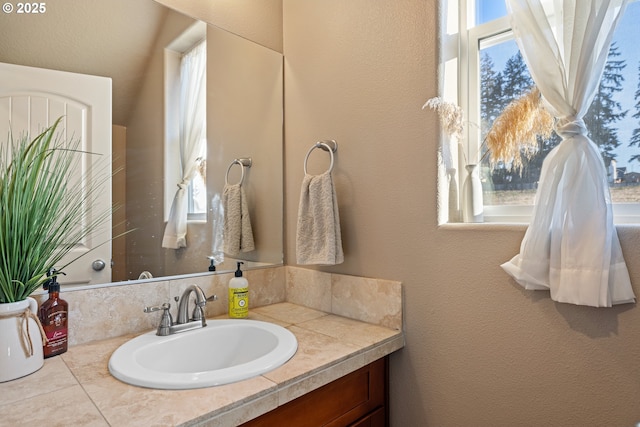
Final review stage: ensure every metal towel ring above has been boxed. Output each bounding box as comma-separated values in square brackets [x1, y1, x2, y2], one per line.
[225, 158, 252, 186]
[304, 140, 338, 175]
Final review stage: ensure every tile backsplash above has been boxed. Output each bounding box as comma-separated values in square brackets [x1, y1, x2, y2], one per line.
[34, 266, 401, 346]
[286, 267, 403, 331]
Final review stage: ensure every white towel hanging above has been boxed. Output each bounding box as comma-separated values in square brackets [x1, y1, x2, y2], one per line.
[222, 158, 255, 256]
[296, 140, 343, 265]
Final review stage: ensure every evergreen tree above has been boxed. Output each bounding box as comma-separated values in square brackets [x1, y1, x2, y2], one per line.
[629, 62, 640, 163]
[480, 52, 504, 135]
[501, 52, 533, 101]
[584, 42, 628, 164]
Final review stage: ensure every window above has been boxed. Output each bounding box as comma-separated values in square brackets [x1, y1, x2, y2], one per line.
[164, 22, 208, 222]
[450, 0, 640, 223]
[181, 41, 207, 220]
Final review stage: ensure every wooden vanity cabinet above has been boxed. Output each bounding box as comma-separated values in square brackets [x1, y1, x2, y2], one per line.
[241, 357, 388, 427]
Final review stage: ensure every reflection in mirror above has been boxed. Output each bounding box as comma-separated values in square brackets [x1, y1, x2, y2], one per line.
[0, 0, 283, 286]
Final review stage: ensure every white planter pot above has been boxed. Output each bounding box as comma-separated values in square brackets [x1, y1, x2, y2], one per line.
[0, 297, 44, 382]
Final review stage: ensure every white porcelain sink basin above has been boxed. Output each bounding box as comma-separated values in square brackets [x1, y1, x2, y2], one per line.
[108, 319, 297, 389]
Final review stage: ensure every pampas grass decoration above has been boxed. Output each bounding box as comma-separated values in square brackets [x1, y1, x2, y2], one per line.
[422, 97, 464, 143]
[483, 87, 554, 170]
[423, 88, 554, 171]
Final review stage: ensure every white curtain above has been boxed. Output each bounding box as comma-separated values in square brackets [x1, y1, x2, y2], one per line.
[501, 0, 636, 307]
[162, 41, 207, 249]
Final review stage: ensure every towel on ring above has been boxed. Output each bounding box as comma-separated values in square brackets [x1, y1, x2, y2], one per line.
[296, 170, 344, 265]
[222, 183, 255, 257]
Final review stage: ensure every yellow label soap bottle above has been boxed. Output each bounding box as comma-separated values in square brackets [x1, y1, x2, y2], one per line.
[228, 261, 248, 318]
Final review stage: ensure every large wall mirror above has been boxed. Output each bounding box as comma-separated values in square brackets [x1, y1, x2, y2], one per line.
[0, 0, 284, 285]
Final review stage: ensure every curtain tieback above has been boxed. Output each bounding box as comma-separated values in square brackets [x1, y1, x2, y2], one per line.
[555, 117, 587, 138]
[177, 182, 188, 190]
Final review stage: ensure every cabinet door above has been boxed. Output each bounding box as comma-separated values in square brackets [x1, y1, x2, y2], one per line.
[349, 408, 386, 427]
[241, 357, 387, 427]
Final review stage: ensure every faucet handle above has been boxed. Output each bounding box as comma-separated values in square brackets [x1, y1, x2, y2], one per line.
[144, 303, 173, 336]
[190, 294, 217, 325]
[191, 294, 217, 309]
[144, 302, 171, 313]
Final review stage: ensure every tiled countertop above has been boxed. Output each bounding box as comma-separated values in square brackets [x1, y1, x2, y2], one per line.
[1, 302, 404, 426]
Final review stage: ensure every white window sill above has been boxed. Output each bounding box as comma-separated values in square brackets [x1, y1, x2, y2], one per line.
[438, 222, 528, 232]
[440, 203, 640, 228]
[187, 213, 207, 223]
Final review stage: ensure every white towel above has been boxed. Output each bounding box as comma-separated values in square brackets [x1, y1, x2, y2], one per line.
[296, 170, 344, 265]
[222, 183, 255, 257]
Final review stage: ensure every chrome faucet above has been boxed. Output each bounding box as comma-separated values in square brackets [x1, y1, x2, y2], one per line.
[176, 284, 208, 325]
[144, 284, 217, 336]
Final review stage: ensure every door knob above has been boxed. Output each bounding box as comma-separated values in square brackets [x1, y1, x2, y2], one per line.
[92, 259, 106, 271]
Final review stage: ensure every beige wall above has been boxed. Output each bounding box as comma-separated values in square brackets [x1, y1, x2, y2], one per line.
[112, 125, 127, 282]
[205, 24, 284, 271]
[126, 9, 197, 279]
[284, 1, 640, 426]
[154, 0, 283, 53]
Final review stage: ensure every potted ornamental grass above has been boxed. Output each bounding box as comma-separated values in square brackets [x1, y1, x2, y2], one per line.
[0, 117, 112, 382]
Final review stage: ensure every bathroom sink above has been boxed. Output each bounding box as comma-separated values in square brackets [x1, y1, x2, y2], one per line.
[108, 319, 297, 389]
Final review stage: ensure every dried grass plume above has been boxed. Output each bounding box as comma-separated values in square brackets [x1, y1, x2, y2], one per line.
[422, 97, 464, 142]
[484, 86, 554, 170]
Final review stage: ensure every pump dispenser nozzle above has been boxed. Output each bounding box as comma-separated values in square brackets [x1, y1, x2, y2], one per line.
[43, 268, 65, 291]
[235, 261, 244, 277]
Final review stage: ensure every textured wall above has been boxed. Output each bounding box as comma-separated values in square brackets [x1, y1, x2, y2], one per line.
[203, 24, 284, 270]
[283, 1, 640, 426]
[125, 9, 196, 280]
[154, 0, 283, 53]
[0, 0, 168, 126]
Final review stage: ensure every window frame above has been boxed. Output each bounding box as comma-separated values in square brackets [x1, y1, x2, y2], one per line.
[454, 0, 640, 224]
[163, 22, 208, 223]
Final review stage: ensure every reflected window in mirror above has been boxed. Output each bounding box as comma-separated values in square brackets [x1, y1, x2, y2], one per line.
[182, 41, 207, 220]
[164, 22, 208, 223]
[189, 157, 207, 219]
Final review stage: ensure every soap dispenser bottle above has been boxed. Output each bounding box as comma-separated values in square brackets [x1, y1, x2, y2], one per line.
[38, 270, 68, 358]
[228, 262, 248, 318]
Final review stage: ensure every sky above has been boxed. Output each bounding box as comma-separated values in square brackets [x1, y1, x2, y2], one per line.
[478, 0, 640, 171]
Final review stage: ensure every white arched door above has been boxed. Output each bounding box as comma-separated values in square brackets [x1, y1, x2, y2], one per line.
[0, 62, 112, 286]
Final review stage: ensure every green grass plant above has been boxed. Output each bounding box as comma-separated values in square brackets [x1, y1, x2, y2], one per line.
[0, 117, 112, 303]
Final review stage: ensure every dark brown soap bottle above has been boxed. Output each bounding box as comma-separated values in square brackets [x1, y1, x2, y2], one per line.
[38, 272, 68, 358]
